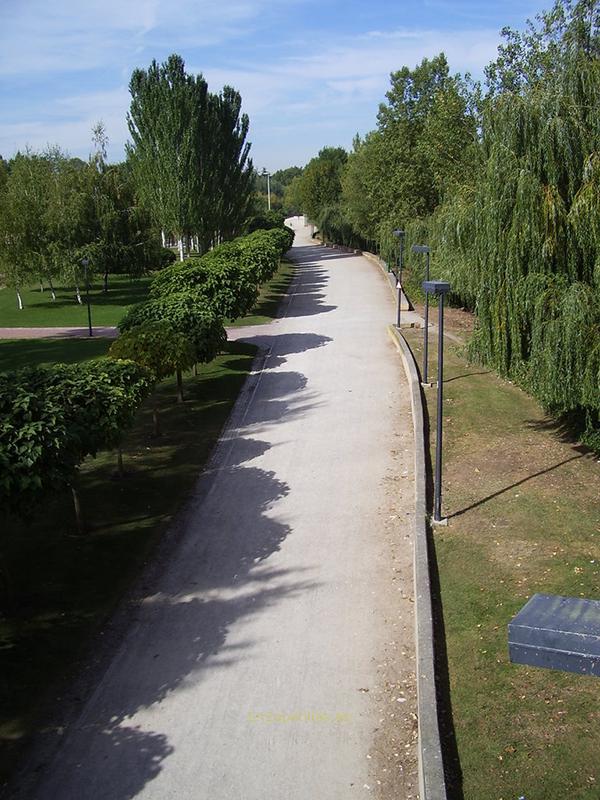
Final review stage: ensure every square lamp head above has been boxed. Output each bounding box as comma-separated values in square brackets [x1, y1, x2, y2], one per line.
[392, 229, 405, 239]
[422, 280, 451, 295]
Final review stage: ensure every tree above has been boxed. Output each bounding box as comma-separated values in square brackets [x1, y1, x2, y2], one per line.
[0, 152, 53, 308]
[0, 360, 151, 528]
[119, 292, 226, 401]
[298, 147, 347, 222]
[109, 322, 195, 430]
[127, 55, 206, 262]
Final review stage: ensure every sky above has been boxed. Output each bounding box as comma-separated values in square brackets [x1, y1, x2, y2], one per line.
[0, 0, 551, 172]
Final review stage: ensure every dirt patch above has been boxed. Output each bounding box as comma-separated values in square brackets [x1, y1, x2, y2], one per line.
[369, 419, 419, 798]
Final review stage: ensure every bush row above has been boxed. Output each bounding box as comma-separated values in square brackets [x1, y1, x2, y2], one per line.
[1, 224, 294, 520]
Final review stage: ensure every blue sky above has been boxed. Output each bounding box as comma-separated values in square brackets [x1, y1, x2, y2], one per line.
[0, 0, 550, 171]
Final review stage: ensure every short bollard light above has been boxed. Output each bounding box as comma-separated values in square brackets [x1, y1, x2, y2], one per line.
[412, 244, 431, 385]
[393, 229, 405, 327]
[422, 279, 451, 525]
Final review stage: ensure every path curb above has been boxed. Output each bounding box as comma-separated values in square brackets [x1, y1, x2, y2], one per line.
[362, 251, 413, 311]
[387, 324, 447, 800]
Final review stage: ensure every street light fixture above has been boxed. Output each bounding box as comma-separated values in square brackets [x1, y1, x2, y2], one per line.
[423, 279, 451, 525]
[392, 229, 405, 327]
[81, 257, 93, 337]
[261, 168, 271, 211]
[411, 244, 431, 385]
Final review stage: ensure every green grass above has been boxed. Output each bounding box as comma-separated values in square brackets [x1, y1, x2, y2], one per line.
[0, 337, 112, 371]
[229, 258, 296, 327]
[0, 341, 257, 778]
[404, 329, 600, 800]
[0, 274, 152, 328]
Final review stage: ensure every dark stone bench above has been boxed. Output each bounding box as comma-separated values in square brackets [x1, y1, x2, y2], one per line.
[509, 593, 600, 677]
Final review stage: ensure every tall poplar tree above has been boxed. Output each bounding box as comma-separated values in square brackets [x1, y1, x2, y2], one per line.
[127, 55, 206, 261]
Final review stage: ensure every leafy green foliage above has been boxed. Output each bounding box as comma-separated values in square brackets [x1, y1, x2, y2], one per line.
[119, 291, 226, 364]
[0, 359, 151, 517]
[108, 321, 195, 381]
[127, 54, 253, 257]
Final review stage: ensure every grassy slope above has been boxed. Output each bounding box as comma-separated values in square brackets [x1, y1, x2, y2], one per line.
[0, 275, 152, 328]
[404, 328, 600, 800]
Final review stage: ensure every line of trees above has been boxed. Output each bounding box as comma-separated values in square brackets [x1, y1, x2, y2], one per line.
[295, 0, 600, 449]
[1, 49, 297, 525]
[0, 135, 166, 310]
[0, 223, 294, 525]
[0, 53, 264, 308]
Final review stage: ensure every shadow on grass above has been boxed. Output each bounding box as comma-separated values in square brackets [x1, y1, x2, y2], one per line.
[443, 370, 491, 383]
[0, 338, 111, 371]
[448, 452, 589, 520]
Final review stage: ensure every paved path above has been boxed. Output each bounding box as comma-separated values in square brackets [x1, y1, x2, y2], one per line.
[14, 220, 417, 800]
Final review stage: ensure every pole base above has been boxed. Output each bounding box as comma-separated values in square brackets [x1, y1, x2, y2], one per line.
[421, 381, 437, 389]
[431, 516, 448, 527]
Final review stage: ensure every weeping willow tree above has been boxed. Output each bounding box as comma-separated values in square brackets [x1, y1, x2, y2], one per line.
[427, 0, 600, 446]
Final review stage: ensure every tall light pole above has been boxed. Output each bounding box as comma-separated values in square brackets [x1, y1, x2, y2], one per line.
[411, 244, 431, 386]
[81, 257, 93, 337]
[393, 229, 405, 327]
[261, 168, 271, 211]
[423, 279, 451, 524]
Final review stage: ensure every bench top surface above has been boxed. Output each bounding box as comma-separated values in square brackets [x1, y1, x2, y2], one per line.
[510, 593, 600, 637]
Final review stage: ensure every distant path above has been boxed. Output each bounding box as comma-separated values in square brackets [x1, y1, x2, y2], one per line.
[12, 218, 418, 800]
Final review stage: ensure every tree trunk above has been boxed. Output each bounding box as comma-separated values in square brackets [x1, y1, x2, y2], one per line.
[75, 285, 82, 304]
[176, 368, 184, 402]
[40, 281, 44, 292]
[178, 237, 184, 262]
[152, 405, 161, 437]
[49, 277, 56, 301]
[161, 229, 166, 248]
[16, 288, 23, 310]
[103, 269, 109, 293]
[71, 485, 85, 535]
[117, 448, 124, 479]
[193, 363, 198, 377]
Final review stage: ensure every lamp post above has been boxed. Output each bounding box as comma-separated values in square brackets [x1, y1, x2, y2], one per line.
[411, 244, 431, 385]
[81, 257, 93, 337]
[423, 279, 451, 524]
[261, 168, 271, 211]
[393, 229, 405, 327]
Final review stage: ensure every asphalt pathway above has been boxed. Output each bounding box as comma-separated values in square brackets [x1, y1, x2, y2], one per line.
[17, 219, 417, 800]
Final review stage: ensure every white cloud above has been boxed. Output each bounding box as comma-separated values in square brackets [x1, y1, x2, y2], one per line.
[0, 0, 273, 75]
[0, 12, 504, 167]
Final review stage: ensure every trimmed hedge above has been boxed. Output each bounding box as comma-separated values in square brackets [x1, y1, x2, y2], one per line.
[148, 225, 295, 320]
[119, 291, 226, 363]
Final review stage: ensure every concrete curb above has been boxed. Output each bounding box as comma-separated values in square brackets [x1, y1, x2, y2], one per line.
[387, 324, 447, 800]
[362, 250, 412, 311]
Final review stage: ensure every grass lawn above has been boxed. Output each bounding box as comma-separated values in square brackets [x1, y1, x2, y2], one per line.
[0, 340, 258, 781]
[0, 274, 152, 328]
[0, 337, 112, 371]
[404, 327, 600, 800]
